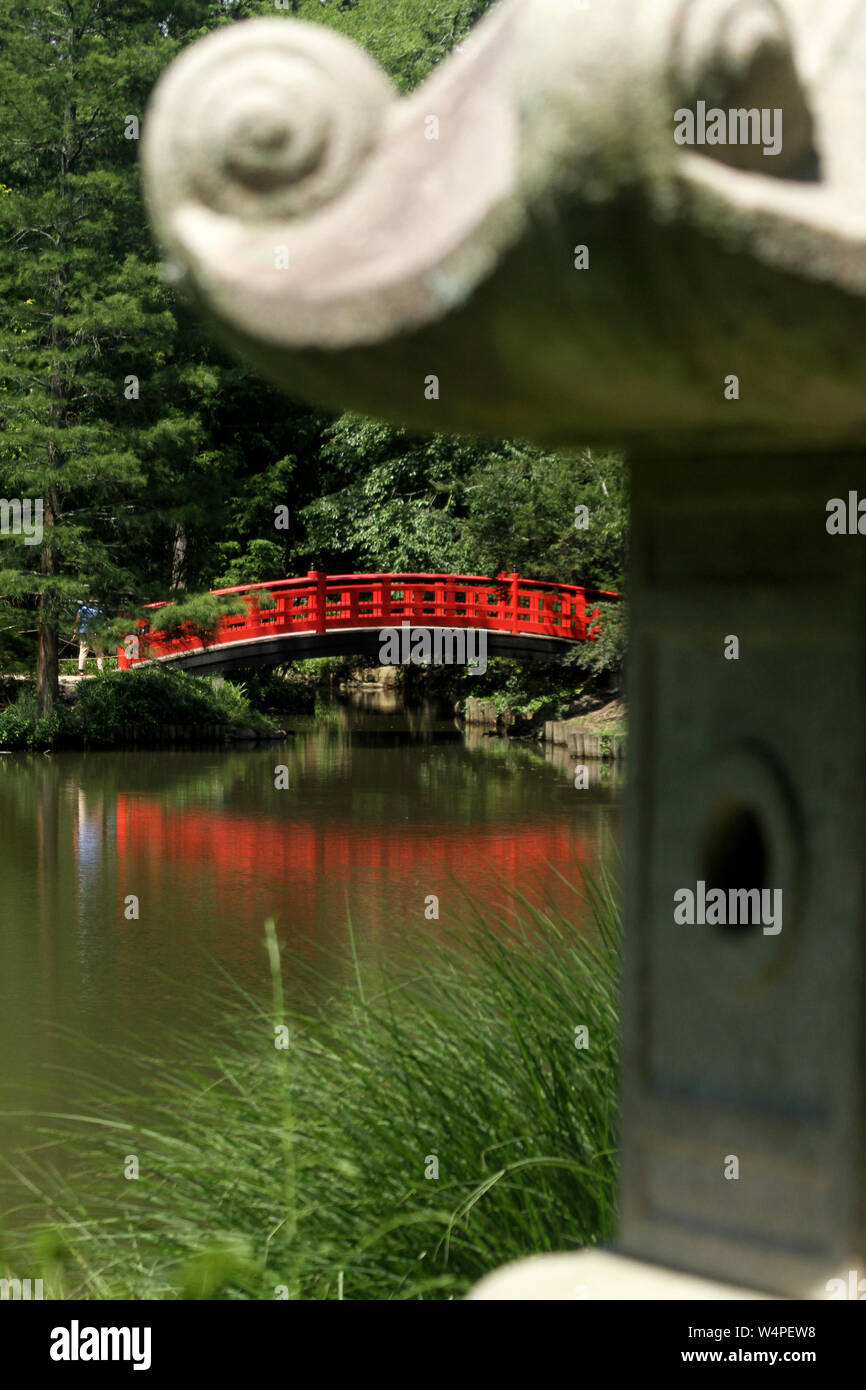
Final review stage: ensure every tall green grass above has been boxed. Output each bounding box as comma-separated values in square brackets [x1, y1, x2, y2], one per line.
[2, 874, 620, 1300]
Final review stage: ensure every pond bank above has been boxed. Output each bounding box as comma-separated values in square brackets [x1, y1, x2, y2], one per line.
[0, 659, 625, 754]
[461, 693, 627, 757]
[82, 721, 289, 748]
[0, 666, 286, 751]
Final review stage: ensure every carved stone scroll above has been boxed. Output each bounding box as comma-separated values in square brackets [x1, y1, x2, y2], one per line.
[144, 1, 866, 451]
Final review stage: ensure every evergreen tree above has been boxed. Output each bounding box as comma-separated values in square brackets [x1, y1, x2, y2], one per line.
[0, 0, 628, 707]
[249, 0, 500, 91]
[0, 0, 231, 711]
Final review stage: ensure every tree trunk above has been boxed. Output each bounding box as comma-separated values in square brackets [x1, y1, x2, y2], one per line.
[36, 619, 59, 717]
[171, 522, 187, 590]
[36, 481, 60, 718]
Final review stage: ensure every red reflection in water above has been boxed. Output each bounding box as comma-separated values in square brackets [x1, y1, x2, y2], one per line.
[113, 795, 594, 975]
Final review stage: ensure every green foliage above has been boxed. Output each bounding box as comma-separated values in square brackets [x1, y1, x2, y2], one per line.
[0, 0, 629, 697]
[0, 0, 242, 702]
[575, 600, 628, 680]
[399, 609, 625, 724]
[458, 446, 627, 592]
[0, 666, 275, 748]
[72, 667, 269, 742]
[0, 674, 22, 707]
[146, 592, 247, 642]
[223, 667, 317, 717]
[180, 1238, 257, 1301]
[298, 421, 470, 573]
[298, 422, 627, 603]
[0, 687, 61, 749]
[245, 0, 500, 92]
[6, 872, 620, 1299]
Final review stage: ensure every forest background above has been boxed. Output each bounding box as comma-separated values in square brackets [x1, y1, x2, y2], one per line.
[0, 0, 628, 715]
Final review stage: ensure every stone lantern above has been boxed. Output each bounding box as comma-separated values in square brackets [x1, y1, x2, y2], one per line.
[141, 0, 866, 1298]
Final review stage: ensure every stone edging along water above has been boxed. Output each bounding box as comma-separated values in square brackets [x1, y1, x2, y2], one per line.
[541, 721, 626, 762]
[461, 697, 626, 761]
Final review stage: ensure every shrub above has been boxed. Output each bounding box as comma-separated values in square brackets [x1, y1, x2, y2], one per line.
[0, 688, 62, 750]
[225, 667, 317, 717]
[72, 667, 273, 743]
[0, 667, 279, 749]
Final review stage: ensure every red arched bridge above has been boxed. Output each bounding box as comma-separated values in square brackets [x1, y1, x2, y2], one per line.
[117, 571, 618, 674]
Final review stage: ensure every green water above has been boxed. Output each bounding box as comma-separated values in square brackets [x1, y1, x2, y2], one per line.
[0, 698, 620, 1236]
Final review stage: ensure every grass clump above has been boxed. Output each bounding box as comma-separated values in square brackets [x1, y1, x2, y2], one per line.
[3, 876, 620, 1300]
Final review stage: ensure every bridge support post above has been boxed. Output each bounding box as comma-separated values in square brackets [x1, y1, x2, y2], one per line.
[308, 570, 327, 635]
[509, 573, 520, 636]
[573, 590, 587, 640]
[380, 576, 391, 627]
[143, 0, 866, 1298]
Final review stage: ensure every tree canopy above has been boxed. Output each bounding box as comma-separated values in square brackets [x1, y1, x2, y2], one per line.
[0, 0, 627, 705]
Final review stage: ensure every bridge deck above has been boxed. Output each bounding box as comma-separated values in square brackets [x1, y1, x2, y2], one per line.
[118, 571, 618, 670]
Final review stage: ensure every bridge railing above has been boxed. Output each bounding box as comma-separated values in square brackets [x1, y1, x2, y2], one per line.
[118, 572, 618, 666]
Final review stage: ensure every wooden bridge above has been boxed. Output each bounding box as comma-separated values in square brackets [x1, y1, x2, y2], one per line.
[117, 571, 618, 673]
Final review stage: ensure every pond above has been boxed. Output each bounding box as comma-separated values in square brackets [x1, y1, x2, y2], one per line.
[0, 694, 621, 1238]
